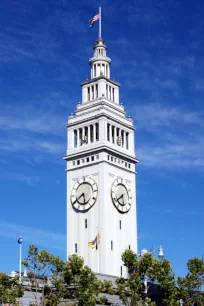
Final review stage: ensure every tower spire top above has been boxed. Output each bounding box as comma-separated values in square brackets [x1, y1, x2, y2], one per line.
[89, 36, 111, 80]
[99, 6, 102, 39]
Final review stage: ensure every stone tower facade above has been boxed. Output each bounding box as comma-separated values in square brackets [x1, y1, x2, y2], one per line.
[64, 37, 138, 277]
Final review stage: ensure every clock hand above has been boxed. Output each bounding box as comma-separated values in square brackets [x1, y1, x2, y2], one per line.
[116, 194, 124, 202]
[77, 193, 85, 202]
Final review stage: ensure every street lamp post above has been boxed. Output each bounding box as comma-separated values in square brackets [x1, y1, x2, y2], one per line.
[139, 245, 164, 296]
[140, 245, 164, 259]
[179, 299, 184, 306]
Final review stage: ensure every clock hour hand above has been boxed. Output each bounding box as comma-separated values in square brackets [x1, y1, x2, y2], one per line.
[77, 192, 85, 202]
[116, 194, 124, 203]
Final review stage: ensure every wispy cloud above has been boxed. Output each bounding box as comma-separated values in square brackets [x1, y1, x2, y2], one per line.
[0, 2, 89, 66]
[0, 134, 65, 154]
[132, 103, 204, 171]
[138, 232, 149, 240]
[134, 103, 204, 130]
[0, 101, 67, 158]
[0, 220, 65, 251]
[0, 113, 64, 134]
[148, 206, 200, 217]
[0, 171, 39, 185]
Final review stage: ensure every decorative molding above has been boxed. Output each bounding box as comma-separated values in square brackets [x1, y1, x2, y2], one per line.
[108, 173, 115, 177]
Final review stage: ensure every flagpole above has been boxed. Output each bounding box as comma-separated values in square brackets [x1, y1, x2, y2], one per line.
[19, 242, 22, 282]
[18, 235, 22, 283]
[99, 6, 102, 38]
[97, 229, 100, 273]
[98, 246, 99, 273]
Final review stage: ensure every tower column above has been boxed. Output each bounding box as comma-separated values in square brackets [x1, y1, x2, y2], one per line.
[98, 117, 107, 141]
[104, 118, 108, 140]
[95, 84, 98, 98]
[98, 79, 106, 98]
[124, 131, 127, 149]
[82, 86, 87, 103]
[115, 87, 119, 104]
[114, 126, 117, 144]
[88, 125, 91, 144]
[109, 123, 112, 142]
[68, 128, 74, 149]
[119, 129, 122, 146]
[129, 131, 134, 152]
[93, 123, 96, 142]
[77, 129, 79, 147]
[82, 127, 85, 144]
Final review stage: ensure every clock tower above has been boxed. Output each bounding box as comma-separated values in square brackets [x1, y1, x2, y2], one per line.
[64, 37, 138, 277]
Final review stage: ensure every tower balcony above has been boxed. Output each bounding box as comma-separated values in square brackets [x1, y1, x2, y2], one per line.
[89, 56, 111, 64]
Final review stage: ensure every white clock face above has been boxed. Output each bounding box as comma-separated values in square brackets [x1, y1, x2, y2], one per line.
[111, 178, 132, 213]
[71, 177, 98, 211]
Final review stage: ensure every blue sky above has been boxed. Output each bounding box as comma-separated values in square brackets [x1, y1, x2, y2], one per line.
[0, 0, 204, 277]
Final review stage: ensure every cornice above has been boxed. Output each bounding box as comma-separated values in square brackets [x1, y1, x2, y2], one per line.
[63, 145, 139, 164]
[76, 99, 126, 115]
[89, 56, 111, 64]
[80, 76, 120, 87]
[68, 111, 135, 130]
[65, 159, 136, 174]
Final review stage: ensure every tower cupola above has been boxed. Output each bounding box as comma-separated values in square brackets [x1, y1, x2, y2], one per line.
[89, 38, 111, 79]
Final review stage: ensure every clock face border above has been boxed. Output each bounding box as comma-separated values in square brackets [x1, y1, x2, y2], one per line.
[111, 178, 132, 213]
[71, 177, 98, 212]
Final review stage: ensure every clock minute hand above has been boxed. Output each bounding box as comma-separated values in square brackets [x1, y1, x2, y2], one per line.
[117, 194, 124, 202]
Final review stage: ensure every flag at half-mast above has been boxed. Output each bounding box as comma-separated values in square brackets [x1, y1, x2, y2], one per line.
[89, 11, 100, 27]
[88, 232, 100, 249]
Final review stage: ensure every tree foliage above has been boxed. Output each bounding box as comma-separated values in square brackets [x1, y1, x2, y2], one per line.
[0, 272, 24, 304]
[116, 249, 204, 306]
[22, 244, 65, 306]
[22, 244, 113, 306]
[177, 257, 204, 305]
[1, 245, 203, 305]
[116, 250, 177, 305]
[58, 254, 113, 306]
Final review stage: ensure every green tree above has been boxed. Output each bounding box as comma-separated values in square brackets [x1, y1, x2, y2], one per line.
[116, 249, 178, 306]
[0, 272, 24, 305]
[50, 254, 114, 306]
[14, 245, 204, 305]
[22, 244, 65, 306]
[23, 244, 113, 306]
[177, 257, 204, 305]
